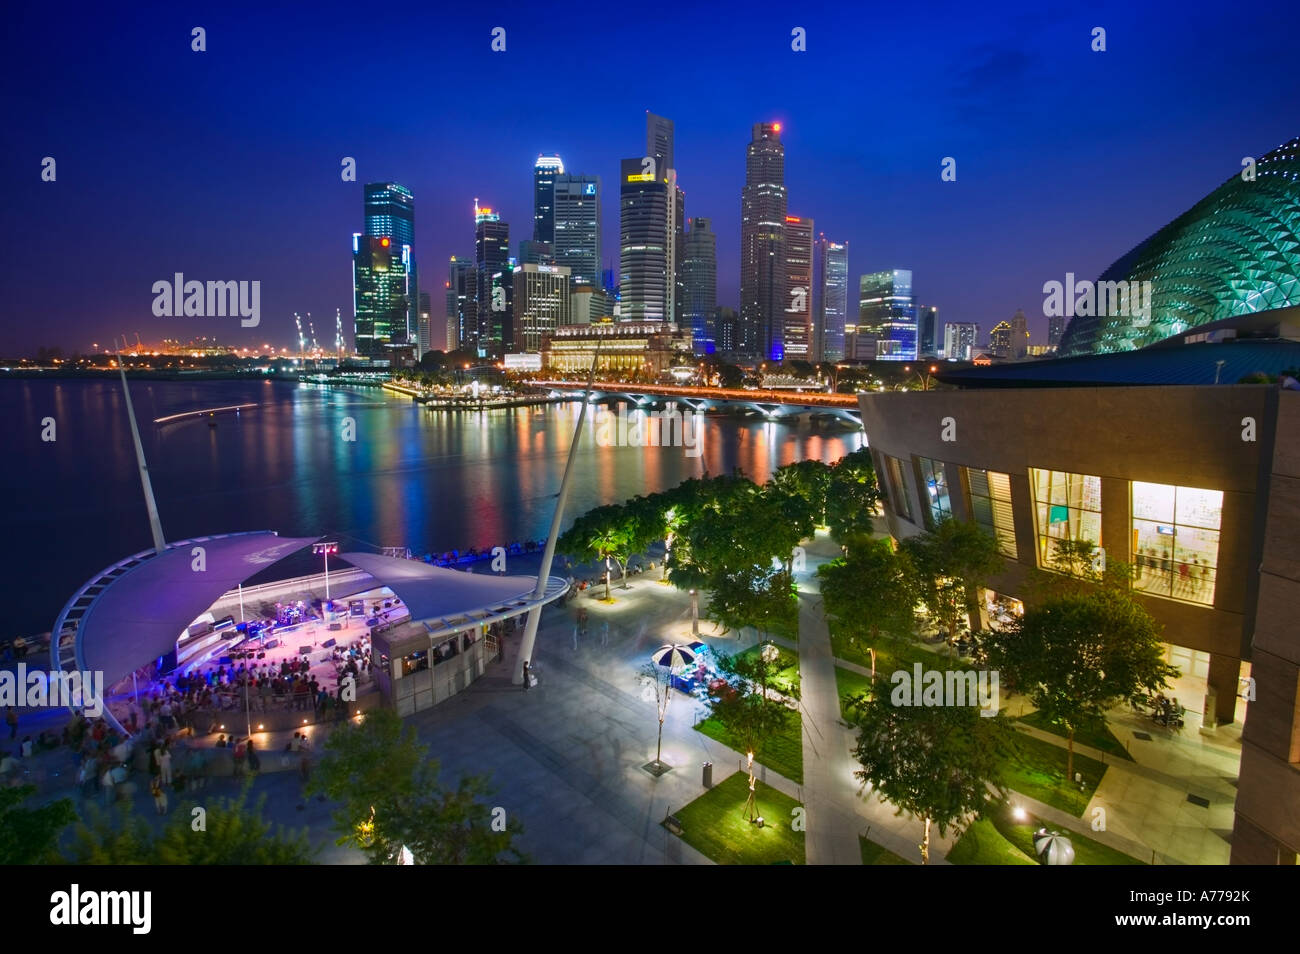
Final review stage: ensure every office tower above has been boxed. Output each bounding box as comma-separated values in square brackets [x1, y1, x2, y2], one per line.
[513, 264, 571, 352]
[364, 182, 415, 248]
[602, 266, 616, 294]
[1048, 312, 1066, 350]
[352, 234, 412, 358]
[942, 322, 979, 361]
[814, 236, 848, 363]
[917, 306, 940, 358]
[989, 320, 1012, 358]
[474, 202, 510, 358]
[619, 156, 671, 322]
[714, 306, 739, 357]
[553, 174, 601, 287]
[518, 240, 553, 265]
[783, 215, 814, 360]
[1010, 308, 1029, 358]
[856, 269, 918, 361]
[363, 182, 418, 345]
[669, 170, 684, 324]
[646, 111, 674, 174]
[741, 122, 787, 361]
[417, 291, 432, 357]
[446, 256, 476, 353]
[533, 155, 564, 244]
[682, 217, 717, 355]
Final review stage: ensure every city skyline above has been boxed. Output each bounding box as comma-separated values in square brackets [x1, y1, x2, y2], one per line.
[4, 1, 1300, 356]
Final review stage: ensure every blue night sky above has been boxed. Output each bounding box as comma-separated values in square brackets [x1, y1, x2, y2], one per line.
[2, 0, 1298, 354]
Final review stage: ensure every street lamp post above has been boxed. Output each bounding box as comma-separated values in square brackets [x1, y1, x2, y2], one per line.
[313, 541, 339, 602]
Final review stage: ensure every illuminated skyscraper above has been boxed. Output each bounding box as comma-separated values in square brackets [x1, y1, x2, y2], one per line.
[474, 202, 510, 358]
[858, 269, 917, 361]
[917, 305, 940, 359]
[942, 322, 979, 360]
[682, 217, 717, 355]
[646, 112, 674, 174]
[533, 155, 564, 244]
[446, 256, 476, 352]
[741, 122, 787, 361]
[352, 233, 412, 358]
[553, 174, 601, 287]
[814, 236, 848, 363]
[513, 264, 571, 352]
[783, 215, 814, 360]
[417, 291, 432, 357]
[619, 157, 671, 321]
[362, 182, 418, 347]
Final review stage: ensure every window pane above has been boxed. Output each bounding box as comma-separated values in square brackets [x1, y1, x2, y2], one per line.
[1131, 483, 1221, 606]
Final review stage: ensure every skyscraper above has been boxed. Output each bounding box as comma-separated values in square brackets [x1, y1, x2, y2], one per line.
[942, 322, 979, 360]
[474, 202, 510, 358]
[352, 234, 412, 358]
[513, 264, 571, 352]
[682, 217, 717, 355]
[1009, 308, 1029, 358]
[619, 157, 671, 322]
[533, 155, 564, 244]
[364, 182, 415, 247]
[363, 182, 418, 347]
[417, 291, 432, 358]
[858, 269, 918, 361]
[1048, 312, 1066, 350]
[989, 320, 1012, 358]
[814, 236, 848, 363]
[646, 112, 674, 174]
[446, 256, 476, 353]
[553, 174, 601, 287]
[518, 240, 553, 266]
[741, 122, 787, 361]
[783, 215, 814, 360]
[917, 305, 940, 358]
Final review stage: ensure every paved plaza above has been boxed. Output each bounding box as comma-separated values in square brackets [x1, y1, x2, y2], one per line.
[2, 533, 1245, 864]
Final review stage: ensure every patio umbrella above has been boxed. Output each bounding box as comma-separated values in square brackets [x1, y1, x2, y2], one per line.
[1032, 829, 1076, 866]
[652, 644, 697, 669]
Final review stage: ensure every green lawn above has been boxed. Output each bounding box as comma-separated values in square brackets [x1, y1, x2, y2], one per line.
[1006, 732, 1108, 816]
[669, 771, 805, 864]
[834, 666, 873, 718]
[733, 643, 801, 695]
[947, 817, 1037, 865]
[695, 709, 804, 784]
[948, 808, 1144, 865]
[1018, 710, 1135, 761]
[859, 835, 913, 865]
[827, 626, 952, 677]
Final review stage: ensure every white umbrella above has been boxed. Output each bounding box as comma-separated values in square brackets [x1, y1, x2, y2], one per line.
[651, 644, 697, 670]
[1033, 828, 1076, 865]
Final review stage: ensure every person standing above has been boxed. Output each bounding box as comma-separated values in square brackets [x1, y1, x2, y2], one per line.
[155, 743, 173, 785]
[5, 707, 16, 740]
[232, 738, 246, 778]
[522, 660, 531, 692]
[246, 737, 261, 774]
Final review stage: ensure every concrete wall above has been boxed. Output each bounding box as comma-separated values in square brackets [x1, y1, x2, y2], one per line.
[1233, 390, 1300, 863]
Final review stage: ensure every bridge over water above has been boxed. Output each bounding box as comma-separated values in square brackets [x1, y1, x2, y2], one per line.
[536, 380, 863, 427]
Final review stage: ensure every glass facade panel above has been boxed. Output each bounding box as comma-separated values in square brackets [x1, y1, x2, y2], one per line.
[918, 457, 951, 528]
[885, 455, 913, 521]
[968, 467, 1017, 557]
[1030, 468, 1102, 569]
[1132, 481, 1222, 606]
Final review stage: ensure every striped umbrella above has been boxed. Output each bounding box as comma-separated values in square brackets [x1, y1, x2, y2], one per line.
[651, 644, 697, 670]
[1032, 829, 1076, 866]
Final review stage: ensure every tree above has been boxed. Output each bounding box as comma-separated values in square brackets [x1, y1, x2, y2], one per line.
[717, 364, 744, 388]
[308, 708, 522, 864]
[825, 448, 882, 541]
[69, 784, 314, 864]
[709, 648, 800, 817]
[845, 675, 1019, 863]
[818, 538, 919, 675]
[0, 785, 75, 864]
[901, 518, 1004, 644]
[981, 589, 1178, 780]
[557, 504, 636, 599]
[770, 459, 832, 528]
